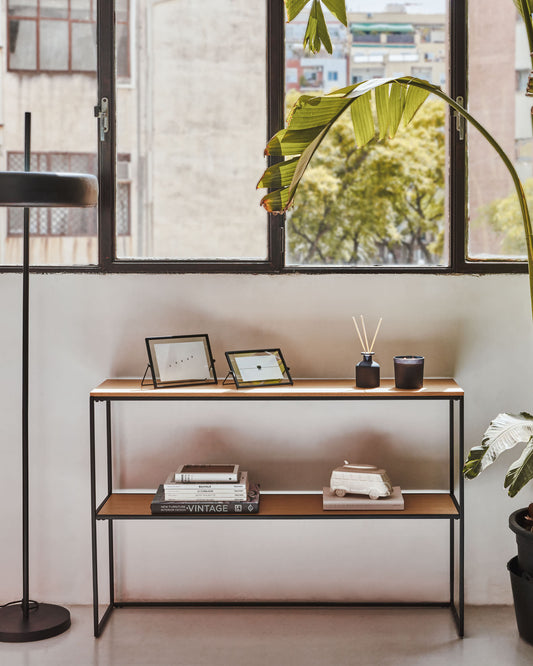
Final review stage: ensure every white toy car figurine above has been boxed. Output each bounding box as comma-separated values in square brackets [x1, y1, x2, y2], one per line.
[330, 462, 392, 500]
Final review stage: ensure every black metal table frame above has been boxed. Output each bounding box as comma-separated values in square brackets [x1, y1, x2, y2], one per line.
[90, 389, 464, 639]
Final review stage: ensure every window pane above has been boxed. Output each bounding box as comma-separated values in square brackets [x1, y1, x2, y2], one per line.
[9, 19, 37, 70]
[40, 19, 69, 70]
[115, 0, 128, 24]
[8, 0, 37, 17]
[115, 0, 267, 260]
[467, 0, 529, 260]
[116, 19, 129, 79]
[40, 0, 68, 19]
[71, 21, 96, 71]
[70, 0, 92, 21]
[286, 1, 448, 268]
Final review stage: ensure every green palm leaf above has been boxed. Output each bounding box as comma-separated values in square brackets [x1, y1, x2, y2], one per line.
[514, 0, 533, 20]
[286, 0, 347, 24]
[257, 156, 300, 189]
[504, 436, 533, 496]
[321, 0, 347, 25]
[303, 0, 332, 54]
[350, 92, 373, 148]
[403, 84, 432, 125]
[285, 0, 346, 54]
[261, 127, 330, 211]
[463, 412, 533, 479]
[285, 0, 312, 21]
[257, 76, 434, 214]
[265, 127, 326, 157]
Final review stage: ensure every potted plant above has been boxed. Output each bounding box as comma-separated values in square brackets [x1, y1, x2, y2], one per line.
[463, 414, 533, 644]
[271, 0, 533, 643]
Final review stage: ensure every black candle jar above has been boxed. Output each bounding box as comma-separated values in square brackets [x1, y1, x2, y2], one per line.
[394, 355, 424, 389]
[356, 352, 380, 388]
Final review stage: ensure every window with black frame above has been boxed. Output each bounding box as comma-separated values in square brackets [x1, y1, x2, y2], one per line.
[104, 0, 457, 272]
[1, 0, 531, 273]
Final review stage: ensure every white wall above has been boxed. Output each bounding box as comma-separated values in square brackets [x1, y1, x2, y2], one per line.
[0, 271, 532, 607]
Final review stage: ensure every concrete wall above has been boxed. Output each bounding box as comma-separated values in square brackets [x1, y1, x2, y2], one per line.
[0, 270, 531, 607]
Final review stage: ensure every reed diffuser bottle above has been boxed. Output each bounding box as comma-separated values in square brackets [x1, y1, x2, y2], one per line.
[352, 315, 381, 389]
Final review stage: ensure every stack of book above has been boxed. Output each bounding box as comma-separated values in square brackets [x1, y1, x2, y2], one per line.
[151, 464, 260, 515]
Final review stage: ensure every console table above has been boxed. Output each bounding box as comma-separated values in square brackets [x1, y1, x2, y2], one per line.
[90, 378, 464, 637]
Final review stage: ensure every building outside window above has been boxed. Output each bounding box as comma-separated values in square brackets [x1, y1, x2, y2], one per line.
[7, 0, 129, 77]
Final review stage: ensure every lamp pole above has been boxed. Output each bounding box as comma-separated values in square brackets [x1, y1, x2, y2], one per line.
[22, 112, 31, 619]
[0, 111, 100, 641]
[0, 112, 96, 642]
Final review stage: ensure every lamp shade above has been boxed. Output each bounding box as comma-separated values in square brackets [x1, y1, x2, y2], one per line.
[0, 172, 98, 207]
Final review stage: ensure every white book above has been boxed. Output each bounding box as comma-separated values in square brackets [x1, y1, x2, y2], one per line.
[173, 463, 240, 483]
[164, 470, 248, 492]
[164, 471, 249, 501]
[164, 490, 247, 502]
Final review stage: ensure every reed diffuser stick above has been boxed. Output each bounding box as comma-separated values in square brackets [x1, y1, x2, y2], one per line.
[360, 315, 370, 352]
[352, 315, 382, 354]
[352, 316, 366, 351]
[369, 318, 382, 353]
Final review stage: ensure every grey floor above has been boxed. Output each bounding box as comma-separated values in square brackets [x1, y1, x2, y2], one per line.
[0, 605, 531, 666]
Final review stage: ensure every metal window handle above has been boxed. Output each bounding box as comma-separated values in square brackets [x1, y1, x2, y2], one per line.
[94, 98, 109, 142]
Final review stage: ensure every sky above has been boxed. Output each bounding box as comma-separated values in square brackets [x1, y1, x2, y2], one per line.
[346, 0, 445, 12]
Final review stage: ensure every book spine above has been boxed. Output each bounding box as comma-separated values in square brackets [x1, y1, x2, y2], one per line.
[165, 479, 247, 492]
[174, 474, 239, 483]
[151, 500, 259, 515]
[165, 488, 248, 502]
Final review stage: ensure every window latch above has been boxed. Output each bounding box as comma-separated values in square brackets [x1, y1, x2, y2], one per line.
[94, 97, 109, 142]
[454, 96, 465, 141]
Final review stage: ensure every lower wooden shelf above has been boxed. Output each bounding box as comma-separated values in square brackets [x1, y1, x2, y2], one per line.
[96, 492, 459, 519]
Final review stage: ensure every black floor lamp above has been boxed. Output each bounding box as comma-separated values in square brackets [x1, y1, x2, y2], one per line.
[0, 113, 98, 642]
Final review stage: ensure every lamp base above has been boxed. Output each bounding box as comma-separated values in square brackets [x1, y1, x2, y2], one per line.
[0, 603, 70, 642]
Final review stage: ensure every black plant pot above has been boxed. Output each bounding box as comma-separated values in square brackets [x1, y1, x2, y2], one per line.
[509, 508, 533, 576]
[508, 556, 533, 645]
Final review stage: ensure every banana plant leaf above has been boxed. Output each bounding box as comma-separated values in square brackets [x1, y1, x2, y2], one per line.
[257, 77, 431, 212]
[463, 412, 533, 489]
[504, 436, 533, 496]
[514, 0, 533, 20]
[285, 0, 347, 54]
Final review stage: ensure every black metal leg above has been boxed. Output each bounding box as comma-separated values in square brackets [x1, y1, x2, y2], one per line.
[450, 519, 455, 610]
[90, 398, 115, 637]
[447, 397, 465, 638]
[90, 397, 100, 637]
[458, 397, 465, 637]
[106, 402, 116, 608]
[449, 400, 455, 612]
[108, 520, 115, 608]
